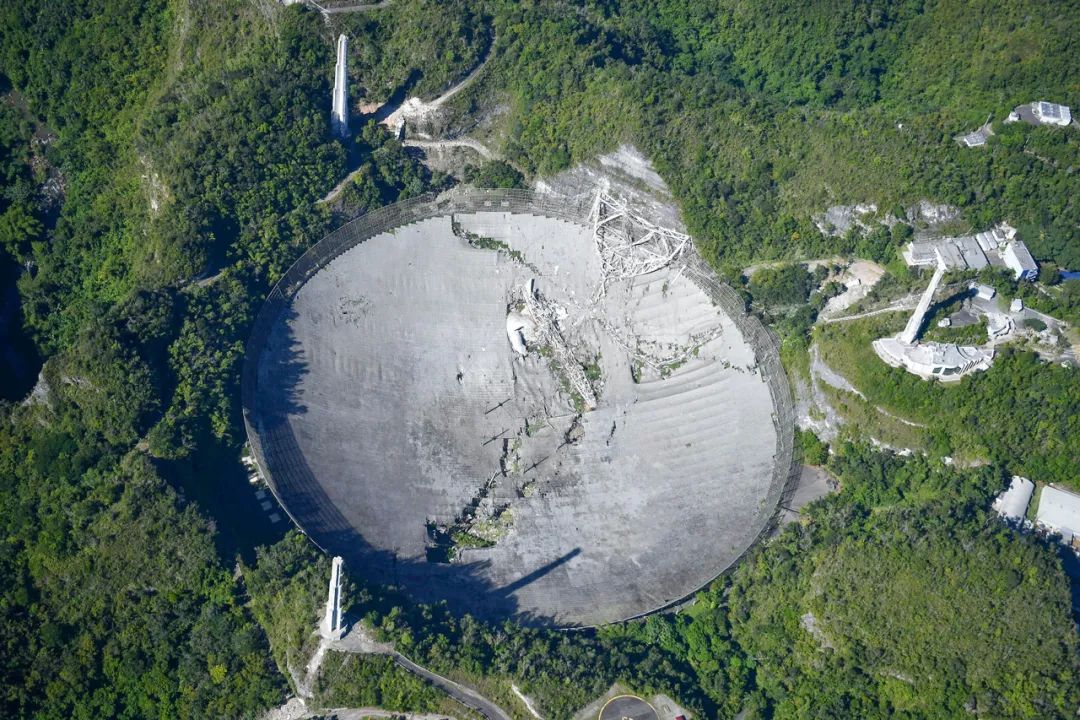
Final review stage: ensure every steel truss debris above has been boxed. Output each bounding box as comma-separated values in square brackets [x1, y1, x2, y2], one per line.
[591, 190, 692, 294]
[522, 281, 598, 410]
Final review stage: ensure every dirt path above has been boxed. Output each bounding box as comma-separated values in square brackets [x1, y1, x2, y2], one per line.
[741, 256, 846, 278]
[511, 684, 542, 719]
[297, 0, 395, 14]
[403, 138, 496, 160]
[808, 344, 927, 432]
[263, 623, 510, 720]
[810, 344, 862, 398]
[378, 31, 495, 127]
[820, 297, 917, 324]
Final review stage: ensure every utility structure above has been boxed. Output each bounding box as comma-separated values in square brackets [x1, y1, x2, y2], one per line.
[320, 556, 346, 640]
[331, 35, 350, 139]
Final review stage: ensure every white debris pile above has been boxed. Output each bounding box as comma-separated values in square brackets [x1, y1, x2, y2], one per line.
[521, 279, 598, 409]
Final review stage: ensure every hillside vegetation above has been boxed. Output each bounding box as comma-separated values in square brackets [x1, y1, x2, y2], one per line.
[473, 0, 1079, 267]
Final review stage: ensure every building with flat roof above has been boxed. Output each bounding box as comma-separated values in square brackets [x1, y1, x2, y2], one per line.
[1003, 240, 1038, 281]
[992, 476, 1034, 523]
[1036, 486, 1080, 548]
[958, 130, 987, 147]
[1032, 101, 1072, 127]
[903, 228, 1009, 271]
[903, 225, 1032, 279]
[873, 337, 993, 380]
[1008, 101, 1073, 128]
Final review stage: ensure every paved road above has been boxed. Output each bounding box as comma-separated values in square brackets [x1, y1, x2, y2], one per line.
[599, 695, 658, 720]
[393, 653, 511, 720]
[330, 624, 511, 720]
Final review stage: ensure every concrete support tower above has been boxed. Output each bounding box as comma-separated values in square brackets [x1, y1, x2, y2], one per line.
[900, 253, 946, 345]
[331, 35, 350, 139]
[320, 556, 346, 640]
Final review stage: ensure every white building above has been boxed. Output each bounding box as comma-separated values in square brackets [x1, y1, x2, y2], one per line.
[1036, 486, 1080, 547]
[1008, 101, 1073, 128]
[1032, 101, 1072, 127]
[873, 337, 993, 380]
[872, 254, 993, 380]
[902, 224, 1016, 271]
[992, 476, 1034, 523]
[959, 131, 987, 148]
[1003, 240, 1038, 281]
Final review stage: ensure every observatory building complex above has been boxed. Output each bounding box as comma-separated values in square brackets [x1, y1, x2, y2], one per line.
[243, 189, 794, 627]
[873, 253, 993, 380]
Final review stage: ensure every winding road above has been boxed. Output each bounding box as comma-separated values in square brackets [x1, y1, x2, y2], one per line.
[392, 653, 511, 720]
[266, 624, 512, 720]
[331, 623, 511, 720]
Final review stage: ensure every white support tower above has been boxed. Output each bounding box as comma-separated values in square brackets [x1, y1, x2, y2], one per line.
[331, 35, 350, 139]
[590, 190, 691, 294]
[900, 254, 946, 346]
[320, 556, 346, 640]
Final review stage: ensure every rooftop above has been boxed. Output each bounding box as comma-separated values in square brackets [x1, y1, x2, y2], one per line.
[992, 476, 1034, 522]
[1037, 486, 1080, 543]
[1004, 240, 1037, 271]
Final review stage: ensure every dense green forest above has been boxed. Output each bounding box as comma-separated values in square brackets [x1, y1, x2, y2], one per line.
[816, 315, 1079, 485]
[467, 0, 1080, 268]
[247, 443, 1078, 719]
[0, 0, 1077, 718]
